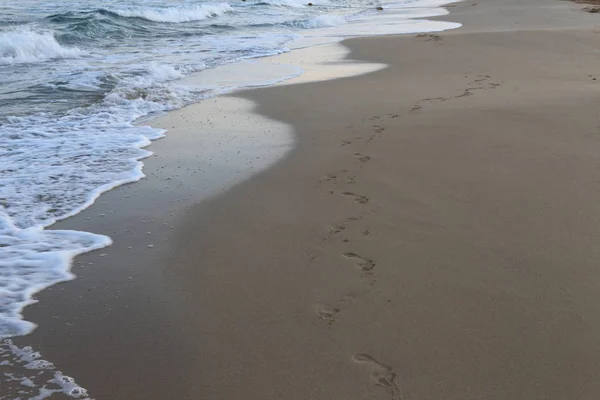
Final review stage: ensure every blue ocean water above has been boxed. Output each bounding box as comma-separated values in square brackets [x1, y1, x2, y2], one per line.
[0, 0, 459, 397]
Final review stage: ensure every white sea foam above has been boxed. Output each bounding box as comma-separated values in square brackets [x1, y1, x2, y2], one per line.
[259, 0, 312, 7]
[0, 219, 111, 338]
[296, 15, 347, 29]
[0, 62, 196, 338]
[107, 3, 233, 23]
[1, 340, 91, 399]
[0, 29, 84, 65]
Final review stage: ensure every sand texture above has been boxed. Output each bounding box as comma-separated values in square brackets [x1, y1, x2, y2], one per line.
[13, 0, 600, 399]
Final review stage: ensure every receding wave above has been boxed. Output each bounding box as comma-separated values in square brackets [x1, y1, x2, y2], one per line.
[0, 29, 84, 65]
[0, 61, 197, 339]
[103, 3, 233, 23]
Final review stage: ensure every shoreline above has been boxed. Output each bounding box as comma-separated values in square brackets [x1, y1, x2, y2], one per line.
[3, 2, 463, 397]
[7, 0, 600, 398]
[0, 0, 459, 344]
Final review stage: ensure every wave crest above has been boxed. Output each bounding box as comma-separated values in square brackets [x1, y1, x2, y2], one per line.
[257, 0, 310, 7]
[0, 30, 84, 65]
[105, 3, 233, 23]
[294, 15, 347, 29]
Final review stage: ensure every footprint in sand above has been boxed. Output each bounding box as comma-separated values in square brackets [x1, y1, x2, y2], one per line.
[343, 252, 375, 272]
[422, 97, 448, 103]
[411, 74, 502, 106]
[345, 216, 362, 223]
[337, 294, 357, 305]
[353, 153, 371, 163]
[328, 225, 346, 234]
[319, 174, 338, 184]
[352, 354, 401, 400]
[317, 304, 340, 324]
[473, 74, 491, 83]
[412, 97, 449, 111]
[316, 294, 360, 324]
[319, 170, 349, 186]
[455, 90, 474, 98]
[456, 83, 500, 99]
[416, 33, 441, 42]
[341, 192, 369, 204]
[469, 74, 501, 90]
[367, 126, 385, 143]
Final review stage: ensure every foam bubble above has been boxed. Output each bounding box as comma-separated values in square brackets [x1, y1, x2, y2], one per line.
[1, 340, 91, 399]
[0, 29, 84, 65]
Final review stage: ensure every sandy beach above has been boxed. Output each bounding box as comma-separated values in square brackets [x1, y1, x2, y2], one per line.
[12, 0, 600, 398]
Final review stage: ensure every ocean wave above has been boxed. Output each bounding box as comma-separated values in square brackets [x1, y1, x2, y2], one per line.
[293, 15, 347, 28]
[0, 29, 84, 65]
[257, 0, 310, 7]
[106, 63, 193, 104]
[104, 3, 233, 23]
[0, 61, 199, 338]
[47, 10, 152, 42]
[0, 217, 111, 338]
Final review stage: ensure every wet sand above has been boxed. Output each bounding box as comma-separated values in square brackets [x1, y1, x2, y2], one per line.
[14, 0, 600, 399]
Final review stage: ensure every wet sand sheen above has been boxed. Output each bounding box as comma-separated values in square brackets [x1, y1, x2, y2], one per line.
[14, 0, 600, 398]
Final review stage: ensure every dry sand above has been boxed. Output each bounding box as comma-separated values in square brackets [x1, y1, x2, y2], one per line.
[13, 0, 600, 399]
